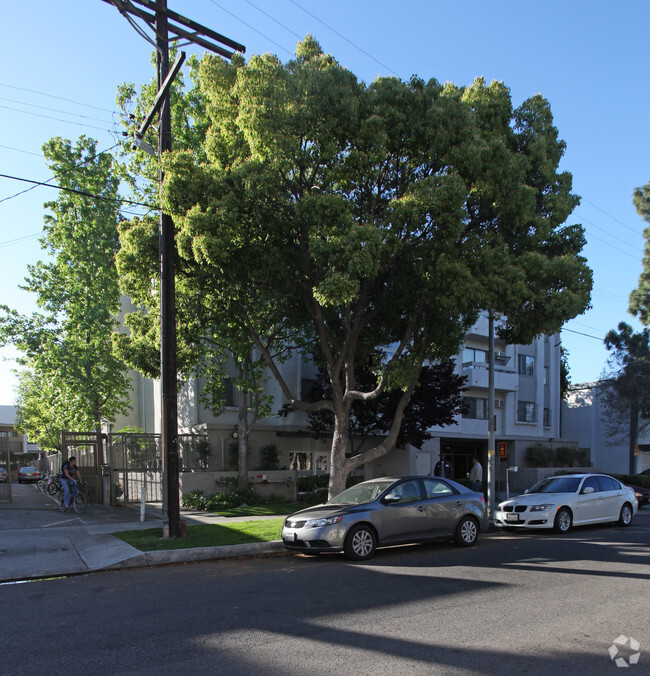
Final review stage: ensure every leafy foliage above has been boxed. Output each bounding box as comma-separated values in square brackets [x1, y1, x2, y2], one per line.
[117, 37, 591, 496]
[0, 137, 131, 450]
[280, 358, 467, 451]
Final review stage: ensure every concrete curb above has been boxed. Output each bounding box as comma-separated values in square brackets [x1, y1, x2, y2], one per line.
[103, 539, 287, 571]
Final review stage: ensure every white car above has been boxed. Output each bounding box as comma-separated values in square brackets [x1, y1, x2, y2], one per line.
[495, 473, 638, 534]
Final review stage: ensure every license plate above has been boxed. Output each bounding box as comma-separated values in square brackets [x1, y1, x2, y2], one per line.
[506, 513, 520, 522]
[283, 532, 296, 542]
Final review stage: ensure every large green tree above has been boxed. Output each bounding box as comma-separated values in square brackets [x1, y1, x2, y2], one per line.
[602, 322, 650, 473]
[118, 37, 591, 496]
[0, 136, 131, 451]
[629, 182, 650, 321]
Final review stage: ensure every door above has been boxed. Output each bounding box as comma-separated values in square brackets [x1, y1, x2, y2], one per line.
[573, 476, 605, 523]
[421, 477, 464, 536]
[379, 479, 431, 543]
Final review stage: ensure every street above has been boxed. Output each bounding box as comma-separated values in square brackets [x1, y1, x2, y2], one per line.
[2, 509, 648, 675]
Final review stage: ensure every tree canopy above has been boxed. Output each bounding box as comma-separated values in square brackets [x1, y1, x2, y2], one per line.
[117, 37, 591, 495]
[0, 136, 131, 450]
[602, 322, 650, 473]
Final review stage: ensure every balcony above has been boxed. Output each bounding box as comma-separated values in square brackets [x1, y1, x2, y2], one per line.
[462, 362, 518, 392]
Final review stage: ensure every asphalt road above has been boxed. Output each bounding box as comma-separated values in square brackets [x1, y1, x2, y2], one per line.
[2, 507, 648, 675]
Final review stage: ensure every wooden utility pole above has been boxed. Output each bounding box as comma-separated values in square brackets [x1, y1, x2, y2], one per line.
[103, 0, 244, 537]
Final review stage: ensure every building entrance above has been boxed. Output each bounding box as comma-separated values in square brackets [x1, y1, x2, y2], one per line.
[439, 438, 487, 482]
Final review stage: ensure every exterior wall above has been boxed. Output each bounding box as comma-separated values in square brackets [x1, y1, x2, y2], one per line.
[561, 382, 650, 474]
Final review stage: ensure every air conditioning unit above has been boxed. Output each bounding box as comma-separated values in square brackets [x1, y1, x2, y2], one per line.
[495, 399, 505, 409]
[494, 351, 510, 363]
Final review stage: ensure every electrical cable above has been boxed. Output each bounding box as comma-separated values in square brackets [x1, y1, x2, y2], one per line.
[287, 0, 399, 76]
[206, 0, 294, 57]
[0, 173, 155, 209]
[0, 82, 114, 113]
[0, 104, 113, 133]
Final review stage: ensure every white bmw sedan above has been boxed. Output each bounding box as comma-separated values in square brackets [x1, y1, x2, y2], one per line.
[495, 473, 638, 534]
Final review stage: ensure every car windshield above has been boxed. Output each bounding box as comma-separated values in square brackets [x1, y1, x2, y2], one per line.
[528, 477, 581, 494]
[329, 479, 396, 505]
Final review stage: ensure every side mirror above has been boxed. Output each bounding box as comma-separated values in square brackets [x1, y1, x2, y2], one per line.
[524, 489, 529, 494]
[582, 486, 595, 494]
[383, 493, 400, 504]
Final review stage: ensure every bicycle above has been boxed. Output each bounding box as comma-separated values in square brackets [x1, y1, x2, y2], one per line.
[45, 474, 62, 496]
[58, 480, 87, 515]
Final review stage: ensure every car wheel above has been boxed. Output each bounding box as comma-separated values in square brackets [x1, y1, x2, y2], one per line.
[343, 524, 377, 561]
[554, 507, 572, 534]
[618, 503, 633, 527]
[454, 516, 479, 546]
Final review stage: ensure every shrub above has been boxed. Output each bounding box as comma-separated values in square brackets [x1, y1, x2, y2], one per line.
[259, 444, 280, 470]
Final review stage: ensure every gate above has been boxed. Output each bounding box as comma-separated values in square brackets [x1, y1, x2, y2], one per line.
[60, 431, 105, 503]
[105, 432, 207, 505]
[107, 432, 162, 505]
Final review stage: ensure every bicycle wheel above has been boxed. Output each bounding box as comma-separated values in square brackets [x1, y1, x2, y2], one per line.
[47, 480, 60, 496]
[73, 490, 87, 515]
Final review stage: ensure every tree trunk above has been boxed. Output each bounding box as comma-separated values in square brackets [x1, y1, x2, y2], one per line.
[237, 363, 249, 492]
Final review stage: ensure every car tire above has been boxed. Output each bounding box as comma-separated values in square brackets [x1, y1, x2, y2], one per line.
[554, 507, 572, 534]
[454, 516, 479, 546]
[618, 503, 633, 527]
[343, 524, 377, 561]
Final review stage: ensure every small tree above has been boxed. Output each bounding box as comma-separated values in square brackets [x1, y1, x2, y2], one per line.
[0, 136, 131, 451]
[602, 322, 650, 473]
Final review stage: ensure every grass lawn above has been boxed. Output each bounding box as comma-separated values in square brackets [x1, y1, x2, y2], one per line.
[212, 503, 299, 518]
[114, 519, 285, 551]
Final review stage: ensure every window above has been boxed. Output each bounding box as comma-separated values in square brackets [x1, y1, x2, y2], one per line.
[596, 475, 619, 492]
[517, 401, 536, 423]
[518, 354, 535, 376]
[543, 408, 551, 427]
[423, 478, 454, 498]
[463, 347, 487, 364]
[463, 396, 488, 420]
[394, 479, 422, 503]
[582, 476, 600, 493]
[289, 452, 312, 471]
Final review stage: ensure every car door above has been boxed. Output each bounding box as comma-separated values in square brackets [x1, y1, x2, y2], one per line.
[596, 475, 626, 521]
[573, 476, 604, 523]
[419, 477, 464, 536]
[378, 479, 432, 544]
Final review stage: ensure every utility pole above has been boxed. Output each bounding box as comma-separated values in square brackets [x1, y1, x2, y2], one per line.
[487, 309, 496, 520]
[103, 0, 244, 537]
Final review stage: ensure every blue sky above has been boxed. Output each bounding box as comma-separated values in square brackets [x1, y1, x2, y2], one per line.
[1, 0, 648, 405]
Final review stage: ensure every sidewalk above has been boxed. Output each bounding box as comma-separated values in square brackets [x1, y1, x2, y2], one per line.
[0, 484, 285, 584]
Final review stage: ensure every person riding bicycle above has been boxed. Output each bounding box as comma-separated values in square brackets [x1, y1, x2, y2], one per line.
[61, 456, 82, 512]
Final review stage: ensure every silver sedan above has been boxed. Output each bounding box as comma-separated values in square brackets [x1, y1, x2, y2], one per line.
[282, 475, 488, 561]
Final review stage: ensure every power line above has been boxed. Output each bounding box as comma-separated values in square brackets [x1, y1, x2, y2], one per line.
[582, 197, 644, 237]
[207, 0, 294, 56]
[0, 82, 115, 114]
[0, 233, 41, 249]
[288, 0, 399, 76]
[0, 95, 111, 124]
[561, 327, 605, 341]
[0, 172, 154, 209]
[0, 104, 114, 133]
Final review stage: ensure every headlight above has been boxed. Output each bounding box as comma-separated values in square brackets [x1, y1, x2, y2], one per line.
[305, 515, 343, 528]
[530, 504, 555, 512]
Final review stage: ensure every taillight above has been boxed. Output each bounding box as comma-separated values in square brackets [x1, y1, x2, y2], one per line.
[479, 495, 486, 504]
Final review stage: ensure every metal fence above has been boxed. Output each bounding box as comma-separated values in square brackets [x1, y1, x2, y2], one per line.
[59, 431, 208, 505]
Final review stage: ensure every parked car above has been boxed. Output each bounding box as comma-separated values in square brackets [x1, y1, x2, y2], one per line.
[282, 475, 488, 561]
[625, 483, 650, 507]
[495, 473, 638, 534]
[0, 467, 7, 483]
[18, 467, 41, 483]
